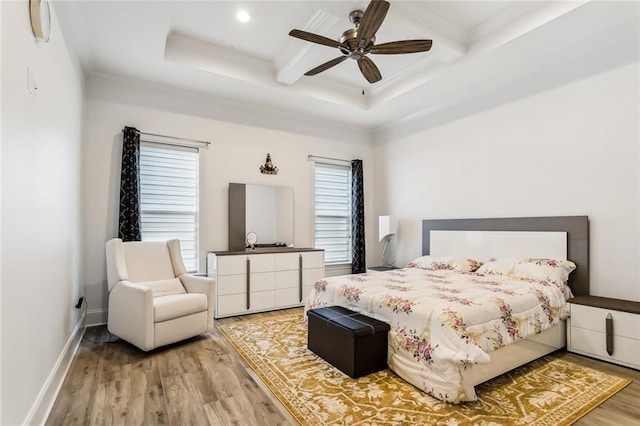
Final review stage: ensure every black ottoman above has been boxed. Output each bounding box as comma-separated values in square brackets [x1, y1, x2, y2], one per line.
[307, 306, 390, 378]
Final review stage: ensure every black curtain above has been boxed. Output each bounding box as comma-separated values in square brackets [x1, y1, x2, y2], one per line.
[118, 126, 142, 241]
[351, 159, 366, 273]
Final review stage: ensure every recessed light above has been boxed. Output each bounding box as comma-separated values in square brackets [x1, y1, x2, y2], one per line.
[236, 11, 251, 23]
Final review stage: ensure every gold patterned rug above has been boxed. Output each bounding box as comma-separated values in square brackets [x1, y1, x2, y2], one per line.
[217, 310, 630, 426]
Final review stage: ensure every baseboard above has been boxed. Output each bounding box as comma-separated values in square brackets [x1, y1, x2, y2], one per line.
[85, 308, 107, 326]
[22, 318, 85, 425]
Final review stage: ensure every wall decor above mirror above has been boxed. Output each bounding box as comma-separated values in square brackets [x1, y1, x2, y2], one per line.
[228, 183, 294, 250]
[259, 153, 278, 175]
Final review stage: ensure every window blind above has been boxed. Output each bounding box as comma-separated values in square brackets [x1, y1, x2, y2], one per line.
[139, 144, 199, 271]
[314, 163, 352, 264]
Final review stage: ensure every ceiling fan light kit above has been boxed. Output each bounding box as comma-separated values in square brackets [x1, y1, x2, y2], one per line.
[288, 0, 432, 84]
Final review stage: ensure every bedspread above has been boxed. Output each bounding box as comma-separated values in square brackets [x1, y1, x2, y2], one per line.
[305, 267, 571, 403]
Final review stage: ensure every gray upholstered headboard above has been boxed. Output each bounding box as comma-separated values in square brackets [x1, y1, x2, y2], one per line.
[422, 216, 589, 297]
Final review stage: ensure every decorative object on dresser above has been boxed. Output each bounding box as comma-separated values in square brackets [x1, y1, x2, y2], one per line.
[259, 153, 278, 174]
[378, 215, 397, 267]
[307, 306, 390, 378]
[245, 231, 258, 250]
[567, 295, 640, 370]
[207, 248, 324, 318]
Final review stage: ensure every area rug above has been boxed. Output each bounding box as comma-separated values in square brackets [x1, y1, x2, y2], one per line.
[217, 310, 630, 426]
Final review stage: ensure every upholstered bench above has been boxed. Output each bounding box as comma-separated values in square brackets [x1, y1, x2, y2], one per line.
[307, 306, 390, 378]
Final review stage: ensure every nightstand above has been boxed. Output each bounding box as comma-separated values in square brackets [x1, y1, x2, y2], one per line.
[567, 295, 640, 370]
[367, 265, 400, 272]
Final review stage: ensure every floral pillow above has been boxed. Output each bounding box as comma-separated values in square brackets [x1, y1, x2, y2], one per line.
[475, 258, 517, 276]
[407, 256, 482, 273]
[512, 258, 576, 285]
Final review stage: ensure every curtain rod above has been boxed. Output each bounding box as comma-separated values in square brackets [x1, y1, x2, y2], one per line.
[124, 128, 211, 147]
[307, 155, 352, 165]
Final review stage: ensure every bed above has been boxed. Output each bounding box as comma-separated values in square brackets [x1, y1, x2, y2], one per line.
[305, 216, 589, 403]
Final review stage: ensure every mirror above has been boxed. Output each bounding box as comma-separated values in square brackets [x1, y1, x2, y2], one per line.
[228, 183, 294, 250]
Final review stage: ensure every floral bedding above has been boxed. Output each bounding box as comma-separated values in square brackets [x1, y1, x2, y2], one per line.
[305, 267, 572, 403]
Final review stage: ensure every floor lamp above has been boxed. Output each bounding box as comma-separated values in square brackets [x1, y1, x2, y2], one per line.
[379, 215, 397, 267]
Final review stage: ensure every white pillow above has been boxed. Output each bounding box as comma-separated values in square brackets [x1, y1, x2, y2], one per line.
[512, 258, 576, 285]
[475, 258, 517, 276]
[406, 256, 482, 273]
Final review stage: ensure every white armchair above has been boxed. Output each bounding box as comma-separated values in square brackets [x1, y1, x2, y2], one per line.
[105, 238, 215, 351]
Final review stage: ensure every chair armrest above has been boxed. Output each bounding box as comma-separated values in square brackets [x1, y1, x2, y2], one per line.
[179, 274, 215, 330]
[108, 281, 155, 351]
[179, 274, 215, 295]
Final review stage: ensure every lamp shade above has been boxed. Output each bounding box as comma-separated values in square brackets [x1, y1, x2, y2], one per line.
[378, 216, 397, 241]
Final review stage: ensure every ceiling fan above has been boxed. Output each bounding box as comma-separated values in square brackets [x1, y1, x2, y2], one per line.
[288, 0, 432, 84]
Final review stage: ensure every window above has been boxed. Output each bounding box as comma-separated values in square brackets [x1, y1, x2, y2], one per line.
[313, 163, 352, 264]
[139, 143, 199, 271]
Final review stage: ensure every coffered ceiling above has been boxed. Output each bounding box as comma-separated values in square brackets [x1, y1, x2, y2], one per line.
[54, 1, 640, 130]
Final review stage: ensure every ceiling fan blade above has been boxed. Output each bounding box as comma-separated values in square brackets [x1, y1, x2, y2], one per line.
[304, 56, 348, 76]
[289, 29, 345, 49]
[371, 39, 433, 54]
[357, 0, 390, 47]
[357, 57, 382, 83]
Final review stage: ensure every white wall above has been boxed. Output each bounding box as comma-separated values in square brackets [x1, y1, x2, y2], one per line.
[82, 75, 375, 324]
[374, 62, 640, 302]
[1, 2, 84, 424]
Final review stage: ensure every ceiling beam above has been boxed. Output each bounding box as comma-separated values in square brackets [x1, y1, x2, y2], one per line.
[164, 32, 367, 110]
[165, 32, 276, 85]
[274, 10, 340, 85]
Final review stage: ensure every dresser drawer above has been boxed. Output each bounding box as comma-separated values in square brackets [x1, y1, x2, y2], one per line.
[276, 287, 301, 306]
[302, 251, 324, 269]
[275, 270, 298, 289]
[250, 272, 275, 292]
[217, 294, 248, 317]
[218, 271, 275, 295]
[250, 290, 276, 311]
[248, 254, 275, 273]
[217, 290, 277, 317]
[275, 253, 301, 271]
[217, 275, 246, 296]
[275, 251, 324, 271]
[216, 255, 247, 276]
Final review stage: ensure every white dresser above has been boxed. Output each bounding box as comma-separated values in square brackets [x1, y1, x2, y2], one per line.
[567, 295, 640, 370]
[207, 248, 325, 318]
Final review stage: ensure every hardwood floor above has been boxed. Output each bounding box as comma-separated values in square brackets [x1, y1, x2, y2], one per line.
[47, 310, 297, 426]
[47, 309, 640, 425]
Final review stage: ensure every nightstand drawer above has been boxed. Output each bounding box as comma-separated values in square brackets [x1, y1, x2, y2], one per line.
[569, 327, 640, 369]
[570, 304, 640, 340]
